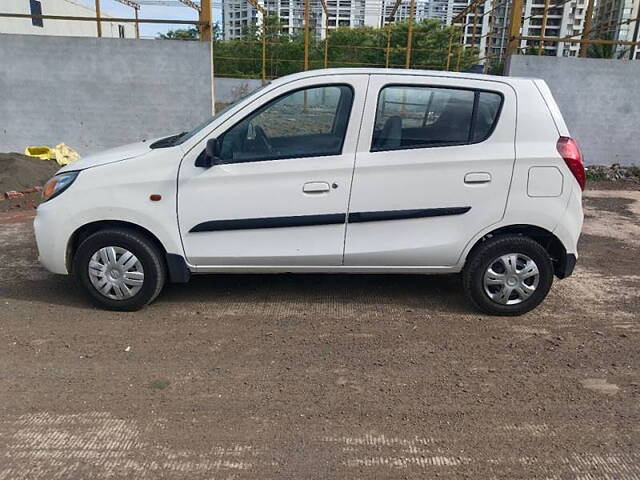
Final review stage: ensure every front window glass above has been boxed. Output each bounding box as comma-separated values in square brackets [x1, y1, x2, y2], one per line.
[172, 83, 270, 146]
[218, 85, 353, 163]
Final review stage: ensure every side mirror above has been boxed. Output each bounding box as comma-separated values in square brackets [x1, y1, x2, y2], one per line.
[195, 137, 223, 168]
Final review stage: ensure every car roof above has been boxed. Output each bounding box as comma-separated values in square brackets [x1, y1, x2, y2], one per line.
[266, 68, 541, 87]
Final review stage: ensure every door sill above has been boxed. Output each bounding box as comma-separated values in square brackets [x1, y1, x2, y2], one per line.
[190, 265, 459, 274]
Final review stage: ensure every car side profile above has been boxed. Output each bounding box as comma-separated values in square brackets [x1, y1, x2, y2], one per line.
[34, 68, 584, 315]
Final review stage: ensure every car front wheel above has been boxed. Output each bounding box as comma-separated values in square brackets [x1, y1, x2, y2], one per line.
[463, 235, 554, 316]
[73, 228, 166, 311]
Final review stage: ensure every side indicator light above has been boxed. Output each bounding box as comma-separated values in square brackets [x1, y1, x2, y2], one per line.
[150, 194, 162, 202]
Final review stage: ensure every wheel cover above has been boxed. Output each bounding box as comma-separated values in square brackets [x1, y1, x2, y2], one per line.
[88, 246, 144, 300]
[483, 253, 540, 306]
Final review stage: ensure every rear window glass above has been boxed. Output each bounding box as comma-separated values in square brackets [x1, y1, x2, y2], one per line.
[371, 85, 502, 152]
[473, 92, 503, 142]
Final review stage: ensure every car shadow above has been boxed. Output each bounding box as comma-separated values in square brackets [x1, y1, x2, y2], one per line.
[2, 270, 475, 315]
[159, 273, 475, 314]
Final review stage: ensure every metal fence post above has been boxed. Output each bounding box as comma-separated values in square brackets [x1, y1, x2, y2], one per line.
[406, 0, 416, 68]
[386, 23, 392, 67]
[506, 0, 523, 59]
[446, 28, 454, 70]
[304, 0, 310, 70]
[538, 0, 550, 55]
[320, 0, 330, 68]
[94, 0, 102, 37]
[484, 0, 498, 72]
[134, 7, 140, 38]
[246, 0, 267, 82]
[629, 2, 640, 59]
[471, 4, 479, 52]
[456, 22, 464, 71]
[200, 0, 212, 41]
[579, 0, 596, 57]
[262, 14, 267, 81]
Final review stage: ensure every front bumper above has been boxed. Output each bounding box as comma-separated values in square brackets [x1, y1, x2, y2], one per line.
[34, 204, 71, 275]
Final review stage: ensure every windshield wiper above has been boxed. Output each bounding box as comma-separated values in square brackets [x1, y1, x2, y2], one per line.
[150, 132, 188, 149]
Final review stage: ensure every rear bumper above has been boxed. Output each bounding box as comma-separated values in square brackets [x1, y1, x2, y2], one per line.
[556, 253, 576, 279]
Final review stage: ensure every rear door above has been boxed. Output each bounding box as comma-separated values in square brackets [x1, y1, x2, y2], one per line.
[344, 74, 516, 267]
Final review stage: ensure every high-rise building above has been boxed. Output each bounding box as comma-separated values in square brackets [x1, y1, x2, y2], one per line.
[521, 0, 587, 57]
[221, 0, 259, 39]
[221, 0, 448, 40]
[593, 0, 639, 59]
[452, 0, 587, 66]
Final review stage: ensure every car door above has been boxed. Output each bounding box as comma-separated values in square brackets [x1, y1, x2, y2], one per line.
[178, 74, 368, 267]
[344, 74, 516, 268]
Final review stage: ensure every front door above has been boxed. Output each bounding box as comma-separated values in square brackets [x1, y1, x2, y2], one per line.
[178, 75, 368, 267]
[345, 74, 516, 268]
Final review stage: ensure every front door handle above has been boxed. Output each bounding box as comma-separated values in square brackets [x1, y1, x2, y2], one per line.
[464, 172, 492, 184]
[303, 182, 331, 193]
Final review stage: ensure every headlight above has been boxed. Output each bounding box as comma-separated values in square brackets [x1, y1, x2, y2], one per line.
[41, 172, 80, 203]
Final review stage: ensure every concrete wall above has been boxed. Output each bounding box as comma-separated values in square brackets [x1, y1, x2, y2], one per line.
[0, 33, 212, 155]
[214, 77, 263, 106]
[507, 55, 640, 166]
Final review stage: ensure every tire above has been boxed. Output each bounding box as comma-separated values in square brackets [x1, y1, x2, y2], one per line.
[73, 228, 166, 311]
[462, 235, 554, 316]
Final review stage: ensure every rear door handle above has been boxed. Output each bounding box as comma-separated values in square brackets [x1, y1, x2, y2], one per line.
[303, 182, 330, 193]
[464, 172, 492, 184]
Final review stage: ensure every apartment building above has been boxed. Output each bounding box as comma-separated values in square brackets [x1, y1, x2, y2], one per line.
[0, 0, 135, 38]
[222, 0, 259, 39]
[452, 0, 586, 66]
[521, 0, 587, 56]
[221, 0, 447, 39]
[593, 0, 639, 59]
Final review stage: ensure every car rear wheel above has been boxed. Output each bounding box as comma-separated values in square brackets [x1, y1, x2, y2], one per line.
[73, 228, 166, 311]
[463, 235, 554, 316]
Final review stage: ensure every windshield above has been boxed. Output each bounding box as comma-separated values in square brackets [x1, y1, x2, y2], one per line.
[173, 83, 270, 146]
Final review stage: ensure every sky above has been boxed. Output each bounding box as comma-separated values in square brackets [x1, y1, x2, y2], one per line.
[76, 0, 221, 38]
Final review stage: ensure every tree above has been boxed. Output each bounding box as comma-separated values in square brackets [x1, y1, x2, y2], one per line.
[587, 33, 629, 59]
[158, 27, 199, 40]
[212, 18, 479, 79]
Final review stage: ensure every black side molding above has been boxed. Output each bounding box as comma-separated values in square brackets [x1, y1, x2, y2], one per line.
[189, 207, 471, 233]
[190, 213, 346, 233]
[348, 207, 471, 223]
[166, 253, 191, 283]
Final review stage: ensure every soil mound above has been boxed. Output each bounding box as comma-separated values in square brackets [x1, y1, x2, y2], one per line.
[0, 153, 60, 192]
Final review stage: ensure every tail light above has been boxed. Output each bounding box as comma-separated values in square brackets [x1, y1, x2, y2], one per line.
[557, 136, 585, 191]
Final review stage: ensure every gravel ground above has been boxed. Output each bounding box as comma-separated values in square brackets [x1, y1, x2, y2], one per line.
[0, 187, 638, 479]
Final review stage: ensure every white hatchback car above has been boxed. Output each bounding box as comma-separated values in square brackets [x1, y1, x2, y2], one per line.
[35, 68, 584, 315]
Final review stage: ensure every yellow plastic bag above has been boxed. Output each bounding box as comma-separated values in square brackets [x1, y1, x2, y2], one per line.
[24, 143, 80, 165]
[52, 143, 80, 166]
[24, 146, 54, 160]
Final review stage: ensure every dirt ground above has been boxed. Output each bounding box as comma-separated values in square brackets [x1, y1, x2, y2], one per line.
[0, 187, 638, 479]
